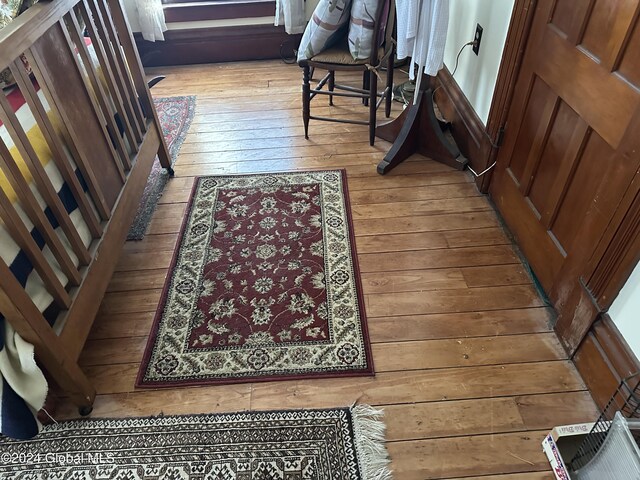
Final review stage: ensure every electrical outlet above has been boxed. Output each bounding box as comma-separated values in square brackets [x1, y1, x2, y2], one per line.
[473, 23, 483, 55]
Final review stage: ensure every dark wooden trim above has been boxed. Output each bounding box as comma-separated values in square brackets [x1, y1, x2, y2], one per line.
[564, 179, 640, 405]
[480, 0, 536, 192]
[554, 125, 640, 355]
[432, 67, 491, 191]
[574, 314, 640, 410]
[163, 0, 275, 23]
[135, 24, 301, 66]
[556, 182, 640, 354]
[432, 0, 535, 193]
[586, 178, 640, 309]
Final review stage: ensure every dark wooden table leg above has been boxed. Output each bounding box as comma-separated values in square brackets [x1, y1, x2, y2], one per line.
[375, 90, 422, 174]
[375, 74, 468, 175]
[419, 88, 468, 171]
[146, 75, 166, 89]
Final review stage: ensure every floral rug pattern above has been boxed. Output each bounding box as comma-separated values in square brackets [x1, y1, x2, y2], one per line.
[137, 170, 373, 386]
[127, 95, 196, 240]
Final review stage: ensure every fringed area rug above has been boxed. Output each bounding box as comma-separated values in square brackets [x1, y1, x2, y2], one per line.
[127, 95, 196, 240]
[137, 170, 373, 387]
[0, 406, 392, 479]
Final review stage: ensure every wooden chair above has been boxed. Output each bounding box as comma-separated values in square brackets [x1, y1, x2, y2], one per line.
[299, 0, 395, 146]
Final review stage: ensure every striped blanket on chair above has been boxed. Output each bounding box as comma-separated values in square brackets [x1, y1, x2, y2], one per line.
[0, 64, 97, 440]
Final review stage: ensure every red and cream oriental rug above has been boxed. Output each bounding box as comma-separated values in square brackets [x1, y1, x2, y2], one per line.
[137, 170, 373, 387]
[127, 96, 196, 240]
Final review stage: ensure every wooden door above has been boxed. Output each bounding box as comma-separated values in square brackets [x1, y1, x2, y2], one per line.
[490, 0, 640, 351]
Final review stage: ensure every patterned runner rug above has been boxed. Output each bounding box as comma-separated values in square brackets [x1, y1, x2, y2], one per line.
[127, 96, 196, 240]
[137, 170, 373, 387]
[0, 406, 392, 479]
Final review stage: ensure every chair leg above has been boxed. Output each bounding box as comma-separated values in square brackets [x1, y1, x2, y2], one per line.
[303, 66, 311, 140]
[363, 70, 370, 106]
[369, 72, 378, 146]
[328, 71, 335, 106]
[385, 51, 394, 118]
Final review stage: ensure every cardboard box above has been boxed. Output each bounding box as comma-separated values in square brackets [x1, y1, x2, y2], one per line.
[542, 422, 595, 480]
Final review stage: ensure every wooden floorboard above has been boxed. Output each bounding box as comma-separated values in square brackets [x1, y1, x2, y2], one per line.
[61, 60, 596, 479]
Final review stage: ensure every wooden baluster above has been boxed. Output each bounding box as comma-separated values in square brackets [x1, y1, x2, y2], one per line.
[0, 138, 80, 285]
[78, 0, 138, 153]
[0, 91, 91, 267]
[85, 0, 143, 145]
[0, 263, 96, 410]
[65, 11, 131, 172]
[0, 188, 71, 308]
[24, 49, 111, 221]
[94, 0, 147, 129]
[55, 18, 127, 182]
[9, 59, 103, 238]
[106, 0, 173, 171]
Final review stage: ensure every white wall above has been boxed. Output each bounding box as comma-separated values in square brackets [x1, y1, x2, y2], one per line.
[443, 0, 515, 124]
[609, 261, 640, 359]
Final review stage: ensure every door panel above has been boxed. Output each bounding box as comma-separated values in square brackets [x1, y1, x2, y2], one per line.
[491, 0, 640, 315]
[549, 0, 591, 41]
[529, 102, 587, 228]
[550, 131, 614, 254]
[535, 24, 637, 149]
[508, 77, 557, 186]
[618, 20, 640, 86]
[581, 0, 639, 68]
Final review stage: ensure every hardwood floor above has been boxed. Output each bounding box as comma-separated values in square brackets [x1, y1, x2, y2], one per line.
[64, 61, 597, 479]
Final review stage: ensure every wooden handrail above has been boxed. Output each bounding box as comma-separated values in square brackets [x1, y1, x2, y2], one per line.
[0, 0, 167, 412]
[0, 0, 81, 71]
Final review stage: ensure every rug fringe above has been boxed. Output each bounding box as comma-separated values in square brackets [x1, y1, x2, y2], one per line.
[351, 404, 393, 480]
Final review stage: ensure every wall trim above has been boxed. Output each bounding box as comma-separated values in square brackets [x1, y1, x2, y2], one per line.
[135, 25, 301, 66]
[574, 314, 640, 410]
[163, 0, 276, 23]
[587, 180, 640, 309]
[555, 144, 640, 355]
[480, 0, 536, 192]
[433, 0, 535, 193]
[432, 67, 492, 192]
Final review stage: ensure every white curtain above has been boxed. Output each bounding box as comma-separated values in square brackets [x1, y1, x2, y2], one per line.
[275, 0, 306, 35]
[395, 0, 449, 103]
[136, 0, 167, 42]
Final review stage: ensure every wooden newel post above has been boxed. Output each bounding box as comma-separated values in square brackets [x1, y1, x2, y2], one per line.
[375, 73, 468, 175]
